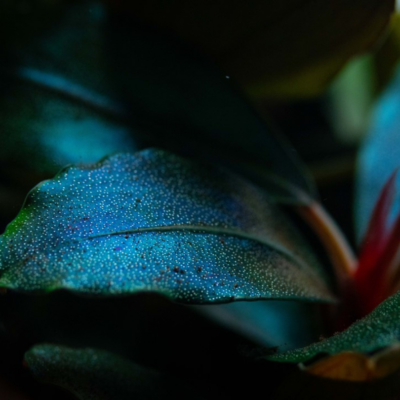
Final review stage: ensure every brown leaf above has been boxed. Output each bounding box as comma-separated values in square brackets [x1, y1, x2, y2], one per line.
[303, 344, 400, 382]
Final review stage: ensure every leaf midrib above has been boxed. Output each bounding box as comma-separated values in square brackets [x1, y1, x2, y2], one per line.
[87, 224, 315, 277]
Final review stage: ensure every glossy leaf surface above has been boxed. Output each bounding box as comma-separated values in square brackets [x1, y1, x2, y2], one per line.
[108, 0, 394, 98]
[0, 0, 316, 205]
[25, 344, 200, 400]
[268, 290, 400, 363]
[0, 149, 333, 303]
[355, 65, 400, 241]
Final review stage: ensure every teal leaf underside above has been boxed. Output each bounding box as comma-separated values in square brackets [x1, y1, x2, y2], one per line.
[267, 290, 400, 363]
[0, 78, 138, 175]
[194, 300, 322, 352]
[0, 149, 333, 304]
[25, 344, 201, 400]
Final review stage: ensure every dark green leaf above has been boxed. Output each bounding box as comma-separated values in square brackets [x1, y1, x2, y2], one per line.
[355, 64, 400, 241]
[267, 290, 400, 363]
[107, 0, 394, 98]
[25, 344, 201, 400]
[0, 149, 333, 303]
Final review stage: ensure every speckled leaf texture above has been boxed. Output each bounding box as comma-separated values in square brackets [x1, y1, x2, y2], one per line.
[0, 149, 333, 303]
[267, 291, 400, 363]
[25, 344, 201, 400]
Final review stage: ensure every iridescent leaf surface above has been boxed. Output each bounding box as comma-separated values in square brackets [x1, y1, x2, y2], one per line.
[267, 290, 400, 363]
[355, 65, 400, 242]
[107, 0, 394, 98]
[0, 149, 333, 303]
[25, 344, 201, 400]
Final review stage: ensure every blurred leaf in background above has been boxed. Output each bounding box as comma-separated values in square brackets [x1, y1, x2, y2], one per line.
[355, 63, 400, 241]
[106, 0, 395, 98]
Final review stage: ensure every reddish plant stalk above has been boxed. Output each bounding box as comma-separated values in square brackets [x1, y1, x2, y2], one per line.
[295, 171, 400, 330]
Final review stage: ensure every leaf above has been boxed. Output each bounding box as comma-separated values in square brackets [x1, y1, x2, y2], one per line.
[274, 364, 400, 400]
[0, 2, 141, 182]
[105, 14, 316, 201]
[0, 0, 316, 206]
[107, 0, 394, 98]
[0, 149, 333, 303]
[355, 64, 400, 242]
[303, 345, 400, 382]
[304, 352, 377, 382]
[194, 300, 323, 353]
[0, 75, 139, 178]
[25, 344, 202, 400]
[267, 290, 400, 363]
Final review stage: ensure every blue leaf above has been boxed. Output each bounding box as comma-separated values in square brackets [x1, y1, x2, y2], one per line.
[355, 65, 400, 241]
[0, 149, 333, 303]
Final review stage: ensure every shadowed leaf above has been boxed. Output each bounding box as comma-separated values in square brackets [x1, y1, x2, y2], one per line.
[0, 1, 141, 185]
[107, 0, 394, 98]
[25, 344, 202, 400]
[0, 149, 333, 303]
[0, 0, 316, 207]
[195, 300, 322, 353]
